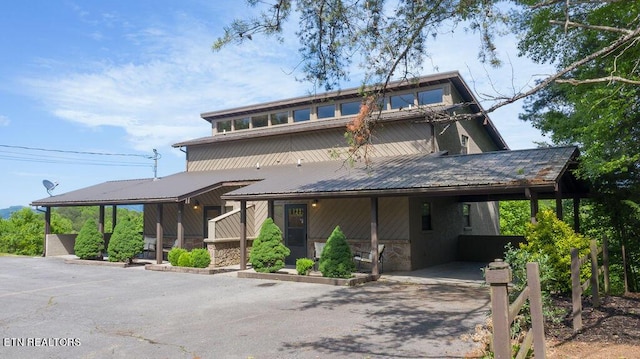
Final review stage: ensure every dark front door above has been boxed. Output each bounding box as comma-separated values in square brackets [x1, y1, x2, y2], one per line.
[203, 206, 221, 242]
[284, 204, 307, 265]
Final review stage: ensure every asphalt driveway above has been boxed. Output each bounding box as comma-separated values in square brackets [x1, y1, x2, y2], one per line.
[0, 256, 490, 358]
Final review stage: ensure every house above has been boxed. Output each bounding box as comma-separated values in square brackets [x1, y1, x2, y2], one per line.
[32, 71, 588, 274]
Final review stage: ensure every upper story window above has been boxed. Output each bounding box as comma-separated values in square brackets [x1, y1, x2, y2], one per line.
[341, 101, 360, 116]
[234, 117, 250, 130]
[317, 104, 335, 119]
[461, 134, 469, 154]
[418, 88, 444, 105]
[390, 93, 415, 109]
[216, 120, 231, 133]
[293, 108, 311, 122]
[271, 111, 289, 125]
[252, 114, 268, 128]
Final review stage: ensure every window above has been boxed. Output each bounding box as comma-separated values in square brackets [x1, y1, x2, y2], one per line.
[252, 114, 268, 128]
[461, 134, 469, 154]
[271, 111, 288, 125]
[216, 120, 231, 133]
[390, 93, 415, 109]
[418, 88, 444, 105]
[341, 101, 360, 116]
[463, 203, 471, 227]
[233, 117, 250, 130]
[317, 104, 335, 119]
[421, 202, 432, 231]
[293, 108, 310, 122]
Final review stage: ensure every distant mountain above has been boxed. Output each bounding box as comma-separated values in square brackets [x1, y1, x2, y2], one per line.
[0, 206, 26, 219]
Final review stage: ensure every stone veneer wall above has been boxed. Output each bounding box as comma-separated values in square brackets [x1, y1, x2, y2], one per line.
[206, 238, 255, 267]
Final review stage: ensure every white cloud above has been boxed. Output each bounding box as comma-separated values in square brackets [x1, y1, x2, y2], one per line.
[0, 115, 9, 126]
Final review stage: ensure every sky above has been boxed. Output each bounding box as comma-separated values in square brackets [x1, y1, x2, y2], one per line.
[0, 1, 555, 209]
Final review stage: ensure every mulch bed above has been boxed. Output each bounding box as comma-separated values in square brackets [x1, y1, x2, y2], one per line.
[545, 292, 640, 345]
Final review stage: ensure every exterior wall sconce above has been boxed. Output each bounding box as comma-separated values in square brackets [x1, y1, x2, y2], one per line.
[193, 200, 200, 210]
[311, 199, 318, 208]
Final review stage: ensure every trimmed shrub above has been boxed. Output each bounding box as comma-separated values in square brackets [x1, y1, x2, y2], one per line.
[250, 218, 290, 273]
[177, 251, 193, 267]
[107, 218, 143, 263]
[319, 226, 355, 278]
[74, 219, 104, 260]
[191, 248, 211, 268]
[296, 258, 315, 275]
[522, 209, 590, 293]
[168, 248, 187, 266]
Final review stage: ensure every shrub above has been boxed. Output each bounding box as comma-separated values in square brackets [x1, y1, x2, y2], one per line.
[74, 219, 104, 260]
[168, 248, 187, 266]
[296, 258, 315, 275]
[522, 210, 590, 293]
[177, 251, 193, 267]
[250, 218, 290, 273]
[107, 218, 143, 263]
[191, 248, 211, 268]
[319, 225, 354, 278]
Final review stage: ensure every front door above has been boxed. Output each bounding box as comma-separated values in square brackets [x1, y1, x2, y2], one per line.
[284, 204, 307, 265]
[203, 206, 221, 243]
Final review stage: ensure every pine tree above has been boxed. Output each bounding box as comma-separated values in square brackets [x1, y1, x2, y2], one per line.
[107, 218, 143, 263]
[319, 225, 354, 278]
[250, 218, 290, 273]
[74, 219, 104, 260]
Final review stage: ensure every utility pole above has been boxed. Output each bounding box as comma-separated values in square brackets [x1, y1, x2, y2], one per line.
[152, 149, 161, 180]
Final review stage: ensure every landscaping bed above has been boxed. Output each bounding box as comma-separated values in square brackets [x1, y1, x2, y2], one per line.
[237, 268, 377, 286]
[144, 263, 236, 275]
[63, 258, 144, 268]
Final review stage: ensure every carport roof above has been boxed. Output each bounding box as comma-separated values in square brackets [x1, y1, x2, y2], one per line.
[31, 146, 587, 207]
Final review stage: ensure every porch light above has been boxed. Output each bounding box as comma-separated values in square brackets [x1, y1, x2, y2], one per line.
[193, 200, 200, 210]
[312, 199, 318, 208]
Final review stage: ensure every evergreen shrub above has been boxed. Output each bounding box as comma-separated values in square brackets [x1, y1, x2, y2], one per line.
[250, 218, 290, 273]
[107, 218, 143, 263]
[177, 251, 193, 267]
[191, 248, 212, 268]
[296, 258, 314, 275]
[168, 248, 188, 266]
[319, 225, 354, 278]
[74, 219, 104, 260]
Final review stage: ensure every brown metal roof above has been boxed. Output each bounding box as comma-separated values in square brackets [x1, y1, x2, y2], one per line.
[31, 146, 586, 207]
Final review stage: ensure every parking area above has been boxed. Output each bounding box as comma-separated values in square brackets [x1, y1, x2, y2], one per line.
[0, 256, 490, 358]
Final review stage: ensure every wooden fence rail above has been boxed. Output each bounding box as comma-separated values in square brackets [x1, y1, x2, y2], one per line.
[486, 260, 546, 359]
[570, 237, 610, 332]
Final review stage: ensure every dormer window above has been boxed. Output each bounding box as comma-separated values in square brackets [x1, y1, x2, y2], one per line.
[217, 120, 231, 133]
[317, 104, 335, 119]
[418, 88, 444, 105]
[271, 111, 288, 125]
[390, 93, 415, 109]
[252, 114, 268, 128]
[341, 101, 360, 116]
[293, 108, 311, 122]
[234, 117, 250, 130]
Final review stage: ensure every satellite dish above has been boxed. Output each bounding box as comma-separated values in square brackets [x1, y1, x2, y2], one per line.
[42, 179, 58, 196]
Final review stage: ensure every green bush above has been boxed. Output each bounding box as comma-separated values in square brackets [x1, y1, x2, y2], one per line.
[191, 248, 211, 268]
[296, 258, 315, 275]
[250, 218, 290, 273]
[319, 226, 354, 278]
[522, 209, 590, 293]
[168, 248, 187, 266]
[74, 219, 104, 260]
[177, 251, 193, 267]
[107, 218, 143, 263]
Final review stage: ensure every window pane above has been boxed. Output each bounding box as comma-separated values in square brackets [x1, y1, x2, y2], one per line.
[216, 120, 231, 133]
[341, 101, 360, 116]
[317, 104, 335, 119]
[390, 93, 415, 109]
[463, 204, 471, 227]
[421, 202, 432, 231]
[271, 112, 288, 125]
[293, 108, 310, 122]
[234, 117, 250, 130]
[418, 88, 444, 105]
[252, 115, 268, 128]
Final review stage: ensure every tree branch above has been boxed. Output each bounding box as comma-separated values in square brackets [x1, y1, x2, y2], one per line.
[556, 76, 640, 85]
[549, 20, 634, 35]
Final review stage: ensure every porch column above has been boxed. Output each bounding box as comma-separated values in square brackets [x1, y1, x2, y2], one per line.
[267, 200, 274, 220]
[177, 202, 184, 248]
[573, 197, 581, 233]
[43, 207, 51, 257]
[370, 197, 379, 277]
[156, 204, 164, 264]
[98, 205, 105, 234]
[526, 188, 539, 224]
[555, 183, 563, 219]
[240, 200, 247, 270]
[112, 205, 117, 232]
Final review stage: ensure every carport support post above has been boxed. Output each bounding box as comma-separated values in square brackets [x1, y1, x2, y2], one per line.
[43, 206, 51, 257]
[99, 205, 105, 235]
[529, 190, 538, 224]
[240, 200, 247, 270]
[177, 202, 184, 248]
[112, 205, 117, 232]
[156, 204, 164, 264]
[370, 197, 379, 277]
[267, 200, 274, 220]
[485, 259, 512, 359]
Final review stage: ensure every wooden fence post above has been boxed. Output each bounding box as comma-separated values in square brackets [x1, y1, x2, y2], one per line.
[590, 239, 600, 307]
[570, 248, 582, 332]
[526, 262, 546, 359]
[485, 259, 512, 359]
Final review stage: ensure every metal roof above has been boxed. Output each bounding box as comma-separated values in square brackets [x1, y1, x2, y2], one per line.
[31, 146, 585, 207]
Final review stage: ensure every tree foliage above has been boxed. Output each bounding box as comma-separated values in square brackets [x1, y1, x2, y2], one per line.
[250, 218, 290, 273]
[0, 208, 72, 256]
[319, 225, 355, 278]
[107, 218, 143, 263]
[74, 219, 105, 260]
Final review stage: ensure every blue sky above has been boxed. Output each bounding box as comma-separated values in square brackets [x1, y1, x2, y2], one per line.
[0, 1, 553, 209]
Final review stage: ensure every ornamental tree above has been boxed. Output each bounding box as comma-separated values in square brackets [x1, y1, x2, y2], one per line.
[74, 219, 104, 260]
[319, 225, 354, 278]
[107, 218, 143, 263]
[250, 218, 290, 273]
